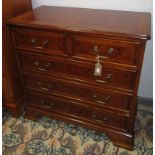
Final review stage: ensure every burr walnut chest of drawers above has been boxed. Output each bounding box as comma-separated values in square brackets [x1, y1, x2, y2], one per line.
[8, 6, 151, 149]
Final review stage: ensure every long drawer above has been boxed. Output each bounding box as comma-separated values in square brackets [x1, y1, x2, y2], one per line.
[27, 91, 129, 130]
[13, 28, 67, 56]
[18, 52, 136, 91]
[22, 73, 132, 111]
[69, 35, 141, 66]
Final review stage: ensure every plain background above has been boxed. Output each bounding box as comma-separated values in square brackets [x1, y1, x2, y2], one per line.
[32, 0, 153, 99]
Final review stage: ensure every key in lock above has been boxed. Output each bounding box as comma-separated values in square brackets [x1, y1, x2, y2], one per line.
[94, 55, 102, 76]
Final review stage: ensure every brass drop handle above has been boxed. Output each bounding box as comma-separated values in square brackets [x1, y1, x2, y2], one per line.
[93, 93, 111, 102]
[38, 81, 53, 91]
[96, 79, 107, 83]
[93, 45, 114, 58]
[40, 99, 55, 109]
[96, 73, 112, 83]
[38, 81, 49, 91]
[92, 113, 108, 123]
[44, 103, 55, 109]
[96, 118, 108, 124]
[31, 37, 49, 50]
[34, 61, 51, 71]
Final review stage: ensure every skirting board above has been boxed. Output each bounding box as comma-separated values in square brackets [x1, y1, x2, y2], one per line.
[137, 96, 153, 107]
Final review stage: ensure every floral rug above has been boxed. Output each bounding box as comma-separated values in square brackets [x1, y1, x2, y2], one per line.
[2, 104, 153, 155]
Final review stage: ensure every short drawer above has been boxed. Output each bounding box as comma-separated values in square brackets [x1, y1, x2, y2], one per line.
[23, 73, 132, 111]
[13, 28, 66, 56]
[69, 35, 140, 66]
[27, 91, 129, 130]
[19, 53, 136, 91]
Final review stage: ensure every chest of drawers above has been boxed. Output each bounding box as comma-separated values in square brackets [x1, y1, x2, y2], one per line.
[8, 6, 151, 149]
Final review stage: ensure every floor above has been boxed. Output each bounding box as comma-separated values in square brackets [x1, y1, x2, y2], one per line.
[2, 104, 153, 155]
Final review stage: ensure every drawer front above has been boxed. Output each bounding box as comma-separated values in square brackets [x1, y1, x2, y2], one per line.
[70, 35, 140, 66]
[13, 28, 66, 56]
[27, 91, 128, 130]
[19, 53, 136, 90]
[23, 73, 131, 111]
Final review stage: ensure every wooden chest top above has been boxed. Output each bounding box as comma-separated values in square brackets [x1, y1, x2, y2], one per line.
[8, 6, 151, 40]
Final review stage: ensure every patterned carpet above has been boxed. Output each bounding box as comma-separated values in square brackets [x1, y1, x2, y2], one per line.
[2, 104, 153, 155]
